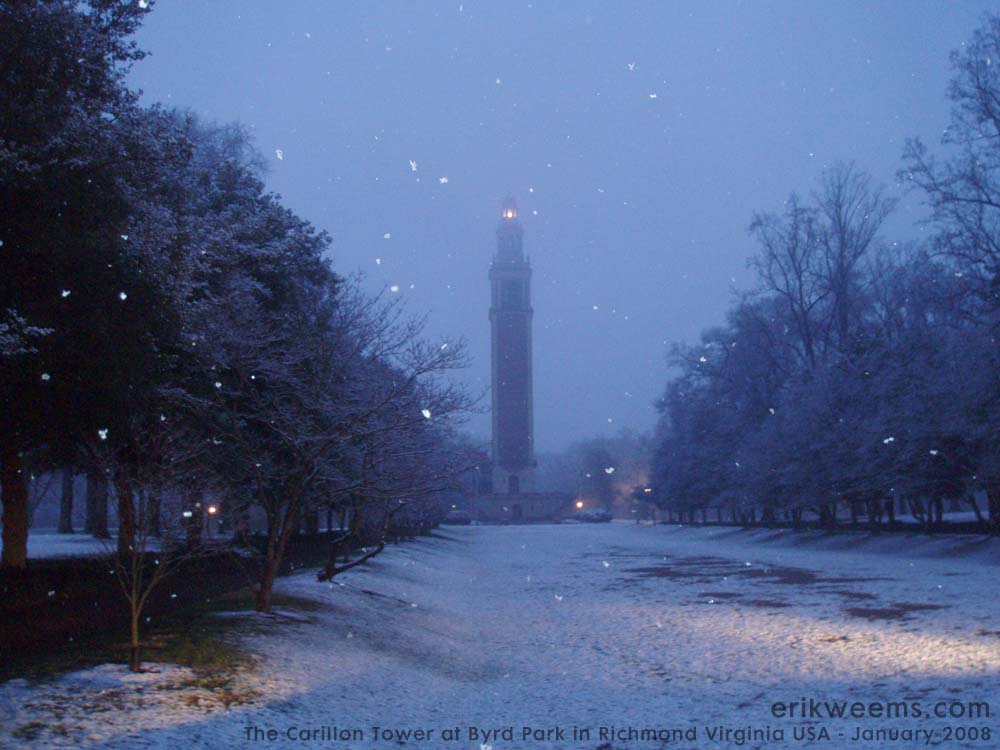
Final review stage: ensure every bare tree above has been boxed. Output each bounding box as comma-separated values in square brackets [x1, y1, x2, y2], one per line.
[90, 414, 209, 672]
[813, 162, 896, 349]
[902, 14, 1000, 321]
[749, 195, 827, 369]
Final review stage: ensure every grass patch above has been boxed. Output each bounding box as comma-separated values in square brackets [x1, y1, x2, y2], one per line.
[2, 580, 328, 685]
[12, 721, 46, 740]
[205, 588, 326, 614]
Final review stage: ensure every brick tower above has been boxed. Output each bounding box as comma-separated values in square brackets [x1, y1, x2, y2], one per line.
[489, 196, 536, 502]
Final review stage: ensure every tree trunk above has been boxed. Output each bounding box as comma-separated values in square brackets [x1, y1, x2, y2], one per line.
[129, 605, 142, 672]
[966, 494, 986, 530]
[866, 498, 881, 535]
[115, 474, 135, 558]
[255, 557, 280, 613]
[988, 489, 1000, 536]
[256, 492, 304, 613]
[884, 497, 895, 528]
[932, 496, 944, 531]
[1, 444, 29, 569]
[304, 508, 319, 535]
[58, 468, 74, 534]
[85, 470, 110, 539]
[147, 491, 161, 538]
[185, 506, 201, 546]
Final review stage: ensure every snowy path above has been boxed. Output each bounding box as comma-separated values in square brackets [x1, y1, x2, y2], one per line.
[3, 523, 999, 749]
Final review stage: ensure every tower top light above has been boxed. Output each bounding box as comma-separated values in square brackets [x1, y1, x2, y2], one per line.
[500, 195, 518, 220]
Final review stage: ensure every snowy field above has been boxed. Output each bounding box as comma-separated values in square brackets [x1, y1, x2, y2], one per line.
[24, 529, 115, 559]
[3, 523, 1000, 749]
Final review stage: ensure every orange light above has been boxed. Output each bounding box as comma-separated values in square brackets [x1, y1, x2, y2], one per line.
[503, 209, 515, 219]
[207, 505, 218, 515]
[575, 500, 584, 509]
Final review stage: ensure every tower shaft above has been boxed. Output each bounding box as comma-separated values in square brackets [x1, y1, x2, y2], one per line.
[490, 199, 535, 494]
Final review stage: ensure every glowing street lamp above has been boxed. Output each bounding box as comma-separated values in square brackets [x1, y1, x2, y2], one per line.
[575, 500, 584, 509]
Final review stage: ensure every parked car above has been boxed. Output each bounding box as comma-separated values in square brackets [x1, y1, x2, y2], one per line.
[573, 508, 613, 523]
[443, 509, 473, 525]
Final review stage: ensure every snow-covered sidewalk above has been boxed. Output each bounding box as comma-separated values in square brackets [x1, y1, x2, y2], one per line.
[3, 523, 999, 749]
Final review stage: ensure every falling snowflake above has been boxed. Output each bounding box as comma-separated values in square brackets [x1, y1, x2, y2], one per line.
[119, 292, 128, 301]
[649, 93, 658, 99]
[604, 467, 615, 474]
[61, 289, 71, 298]
[438, 176, 449, 184]
[214, 381, 222, 389]
[699, 355, 707, 363]
[627, 61, 636, 71]
[376, 257, 382, 265]
[98, 428, 109, 441]
[554, 594, 563, 601]
[383, 233, 391, 239]
[421, 408, 432, 419]
[929, 449, 940, 456]
[602, 560, 610, 568]
[275, 148, 284, 160]
[883, 436, 895, 444]
[768, 407, 775, 415]
[138, 0, 148, 7]
[408, 160, 417, 172]
[390, 284, 400, 293]
[40, 373, 50, 381]
[120, 234, 129, 241]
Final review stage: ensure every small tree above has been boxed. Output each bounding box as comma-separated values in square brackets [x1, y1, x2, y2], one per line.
[90, 413, 209, 672]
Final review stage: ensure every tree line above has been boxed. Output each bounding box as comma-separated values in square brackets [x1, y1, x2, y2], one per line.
[0, 0, 475, 628]
[651, 15, 1000, 535]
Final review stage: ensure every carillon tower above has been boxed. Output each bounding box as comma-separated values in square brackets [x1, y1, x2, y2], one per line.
[489, 196, 536, 496]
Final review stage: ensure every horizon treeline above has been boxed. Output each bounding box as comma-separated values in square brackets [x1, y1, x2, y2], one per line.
[650, 15, 1000, 534]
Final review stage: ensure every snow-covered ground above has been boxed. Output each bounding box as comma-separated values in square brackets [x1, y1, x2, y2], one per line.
[25, 529, 112, 559]
[3, 523, 999, 749]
